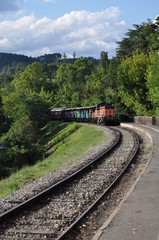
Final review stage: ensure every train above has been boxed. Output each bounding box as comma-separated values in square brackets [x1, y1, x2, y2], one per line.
[50, 103, 120, 125]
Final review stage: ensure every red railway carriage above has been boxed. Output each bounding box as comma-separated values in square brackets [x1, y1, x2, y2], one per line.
[50, 108, 64, 120]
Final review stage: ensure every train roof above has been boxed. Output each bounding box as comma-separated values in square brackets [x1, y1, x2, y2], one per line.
[75, 105, 96, 110]
[51, 108, 65, 112]
[64, 105, 96, 111]
[51, 106, 96, 112]
[51, 103, 114, 112]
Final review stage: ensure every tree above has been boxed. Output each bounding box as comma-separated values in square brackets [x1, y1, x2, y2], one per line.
[147, 52, 159, 115]
[0, 96, 10, 135]
[20, 91, 51, 127]
[1, 116, 43, 169]
[73, 52, 76, 62]
[63, 53, 67, 63]
[85, 54, 119, 106]
[117, 18, 159, 60]
[117, 52, 152, 116]
[55, 58, 95, 107]
[1, 62, 53, 120]
[99, 51, 109, 73]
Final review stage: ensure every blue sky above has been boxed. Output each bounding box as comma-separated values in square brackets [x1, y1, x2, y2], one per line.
[0, 0, 158, 58]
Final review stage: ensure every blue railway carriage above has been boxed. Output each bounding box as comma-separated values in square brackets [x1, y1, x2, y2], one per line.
[63, 108, 75, 121]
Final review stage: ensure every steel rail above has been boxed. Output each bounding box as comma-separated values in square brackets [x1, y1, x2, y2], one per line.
[56, 127, 139, 240]
[0, 127, 121, 223]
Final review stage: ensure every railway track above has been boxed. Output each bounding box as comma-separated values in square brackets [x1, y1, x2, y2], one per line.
[0, 127, 139, 239]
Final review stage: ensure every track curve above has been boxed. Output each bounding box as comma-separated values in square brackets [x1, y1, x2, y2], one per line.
[0, 127, 139, 240]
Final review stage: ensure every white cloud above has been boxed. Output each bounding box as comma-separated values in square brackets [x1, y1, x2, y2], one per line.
[0, 38, 11, 48]
[0, 7, 126, 58]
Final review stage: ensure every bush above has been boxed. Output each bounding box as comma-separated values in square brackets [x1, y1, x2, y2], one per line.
[1, 116, 44, 170]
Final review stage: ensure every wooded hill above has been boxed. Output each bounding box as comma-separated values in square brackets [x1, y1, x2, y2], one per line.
[0, 52, 99, 71]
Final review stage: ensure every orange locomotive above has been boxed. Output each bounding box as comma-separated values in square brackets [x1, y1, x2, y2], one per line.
[94, 103, 116, 125]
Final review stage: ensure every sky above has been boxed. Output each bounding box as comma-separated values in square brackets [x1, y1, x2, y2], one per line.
[0, 0, 158, 59]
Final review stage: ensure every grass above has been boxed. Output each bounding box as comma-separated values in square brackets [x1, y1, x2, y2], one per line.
[0, 122, 110, 198]
[146, 144, 153, 152]
[40, 121, 72, 144]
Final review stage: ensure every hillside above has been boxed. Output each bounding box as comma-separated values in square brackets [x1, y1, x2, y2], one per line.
[0, 52, 99, 72]
[0, 52, 62, 71]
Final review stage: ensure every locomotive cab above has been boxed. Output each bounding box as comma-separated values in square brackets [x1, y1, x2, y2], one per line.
[94, 103, 116, 125]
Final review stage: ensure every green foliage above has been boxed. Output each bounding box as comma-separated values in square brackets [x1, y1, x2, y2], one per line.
[11, 62, 53, 93]
[55, 58, 95, 107]
[117, 18, 159, 59]
[0, 97, 10, 135]
[36, 53, 62, 64]
[0, 66, 15, 87]
[41, 121, 71, 142]
[84, 54, 118, 106]
[17, 91, 51, 127]
[147, 52, 159, 115]
[0, 53, 33, 72]
[0, 52, 62, 72]
[117, 52, 152, 116]
[99, 51, 109, 74]
[1, 62, 52, 122]
[1, 116, 43, 169]
[50, 122, 80, 147]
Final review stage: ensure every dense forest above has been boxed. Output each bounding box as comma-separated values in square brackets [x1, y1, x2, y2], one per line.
[0, 17, 159, 178]
[0, 52, 99, 72]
